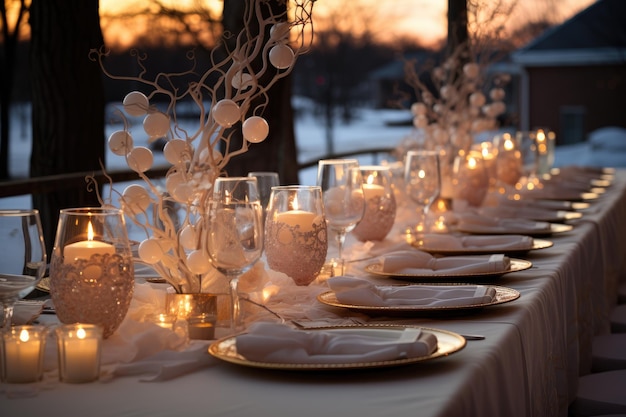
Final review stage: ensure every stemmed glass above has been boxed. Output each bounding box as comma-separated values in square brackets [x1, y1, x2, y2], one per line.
[316, 159, 365, 276]
[0, 209, 46, 328]
[207, 177, 264, 333]
[247, 171, 280, 222]
[404, 150, 441, 233]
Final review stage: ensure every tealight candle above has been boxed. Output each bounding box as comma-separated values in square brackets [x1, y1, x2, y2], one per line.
[55, 323, 102, 383]
[361, 183, 385, 200]
[63, 221, 115, 263]
[187, 314, 216, 340]
[145, 313, 177, 330]
[1, 325, 47, 383]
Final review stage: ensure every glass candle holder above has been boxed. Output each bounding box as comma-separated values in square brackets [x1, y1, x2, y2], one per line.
[535, 128, 556, 176]
[55, 323, 103, 383]
[451, 150, 490, 208]
[264, 185, 328, 285]
[494, 133, 523, 186]
[1, 325, 47, 383]
[49, 208, 134, 338]
[165, 293, 218, 340]
[351, 165, 396, 242]
[144, 313, 177, 330]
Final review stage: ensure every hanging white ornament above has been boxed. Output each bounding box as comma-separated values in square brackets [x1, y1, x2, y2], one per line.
[413, 115, 428, 129]
[122, 184, 151, 214]
[232, 71, 254, 90]
[212, 99, 241, 128]
[123, 91, 149, 117]
[186, 250, 211, 274]
[242, 116, 269, 143]
[179, 225, 198, 250]
[108, 130, 133, 156]
[163, 139, 192, 165]
[172, 182, 195, 203]
[270, 22, 291, 41]
[138, 238, 165, 264]
[411, 102, 427, 116]
[269, 44, 294, 69]
[143, 111, 170, 139]
[127, 146, 154, 173]
[469, 92, 486, 108]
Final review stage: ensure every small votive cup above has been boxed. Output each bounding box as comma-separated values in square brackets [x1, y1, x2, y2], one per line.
[55, 323, 103, 383]
[187, 314, 216, 340]
[165, 293, 218, 340]
[1, 325, 47, 383]
[145, 313, 177, 330]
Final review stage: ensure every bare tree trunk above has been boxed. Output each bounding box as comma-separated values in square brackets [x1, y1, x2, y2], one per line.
[29, 0, 105, 256]
[0, 0, 28, 179]
[221, 0, 299, 185]
[447, 0, 469, 56]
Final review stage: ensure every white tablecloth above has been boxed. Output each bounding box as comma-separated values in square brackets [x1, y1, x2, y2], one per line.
[3, 169, 626, 417]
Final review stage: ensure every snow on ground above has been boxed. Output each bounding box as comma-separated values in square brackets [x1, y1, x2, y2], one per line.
[2, 102, 625, 210]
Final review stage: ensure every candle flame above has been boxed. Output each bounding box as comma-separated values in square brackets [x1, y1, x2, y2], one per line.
[468, 157, 478, 169]
[536, 129, 546, 143]
[77, 327, 87, 339]
[87, 221, 94, 241]
[366, 174, 375, 185]
[19, 329, 30, 342]
[504, 137, 515, 151]
[292, 194, 299, 210]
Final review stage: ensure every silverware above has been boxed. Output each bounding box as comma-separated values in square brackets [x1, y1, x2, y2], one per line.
[460, 333, 485, 341]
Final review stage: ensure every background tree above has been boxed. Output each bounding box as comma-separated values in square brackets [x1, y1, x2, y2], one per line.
[29, 0, 105, 256]
[0, 0, 28, 179]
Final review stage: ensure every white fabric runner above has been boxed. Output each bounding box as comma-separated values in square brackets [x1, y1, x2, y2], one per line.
[327, 276, 497, 307]
[235, 322, 438, 363]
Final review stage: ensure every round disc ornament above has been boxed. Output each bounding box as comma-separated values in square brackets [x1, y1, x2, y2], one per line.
[143, 112, 170, 139]
[164, 139, 192, 165]
[242, 116, 269, 143]
[122, 184, 151, 214]
[212, 99, 240, 128]
[108, 130, 133, 156]
[123, 91, 150, 117]
[127, 146, 154, 173]
[269, 44, 294, 69]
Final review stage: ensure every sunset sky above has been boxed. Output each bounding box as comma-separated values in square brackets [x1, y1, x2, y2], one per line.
[99, 0, 597, 48]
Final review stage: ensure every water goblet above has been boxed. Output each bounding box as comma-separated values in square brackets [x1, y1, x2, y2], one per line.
[316, 159, 365, 276]
[264, 185, 328, 285]
[404, 150, 441, 234]
[0, 210, 46, 328]
[247, 171, 280, 221]
[207, 177, 264, 333]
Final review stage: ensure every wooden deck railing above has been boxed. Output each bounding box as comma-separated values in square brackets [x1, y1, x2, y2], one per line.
[0, 147, 395, 199]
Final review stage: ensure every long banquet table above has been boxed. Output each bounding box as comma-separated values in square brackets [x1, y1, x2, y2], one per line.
[2, 169, 626, 417]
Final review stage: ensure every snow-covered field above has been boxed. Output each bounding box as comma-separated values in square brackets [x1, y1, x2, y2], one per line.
[2, 101, 624, 210]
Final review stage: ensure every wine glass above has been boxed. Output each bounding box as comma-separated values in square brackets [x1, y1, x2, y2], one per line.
[247, 171, 280, 222]
[0, 209, 46, 328]
[316, 159, 365, 276]
[207, 177, 264, 333]
[404, 150, 441, 234]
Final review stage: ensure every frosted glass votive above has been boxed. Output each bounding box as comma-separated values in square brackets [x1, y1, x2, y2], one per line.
[1, 325, 47, 383]
[55, 323, 103, 383]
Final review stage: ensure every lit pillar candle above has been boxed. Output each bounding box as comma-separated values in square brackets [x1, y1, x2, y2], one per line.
[1, 326, 46, 383]
[63, 221, 115, 263]
[276, 210, 318, 233]
[362, 183, 385, 201]
[56, 324, 102, 383]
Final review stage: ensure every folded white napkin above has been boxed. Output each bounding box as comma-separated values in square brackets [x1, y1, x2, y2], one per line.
[12, 300, 44, 325]
[478, 206, 560, 221]
[456, 213, 552, 234]
[327, 276, 497, 307]
[236, 322, 437, 364]
[380, 250, 510, 275]
[421, 234, 533, 251]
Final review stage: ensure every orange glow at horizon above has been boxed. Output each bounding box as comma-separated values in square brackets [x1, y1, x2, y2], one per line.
[99, 0, 596, 50]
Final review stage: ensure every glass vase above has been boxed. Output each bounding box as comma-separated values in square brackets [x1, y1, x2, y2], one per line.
[49, 208, 134, 338]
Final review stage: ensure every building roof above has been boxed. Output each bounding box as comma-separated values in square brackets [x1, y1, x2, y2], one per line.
[513, 0, 626, 66]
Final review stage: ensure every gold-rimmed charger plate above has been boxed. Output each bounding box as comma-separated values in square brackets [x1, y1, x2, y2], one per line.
[456, 222, 573, 237]
[208, 324, 466, 371]
[414, 238, 553, 256]
[364, 258, 532, 282]
[317, 284, 520, 316]
[35, 276, 50, 293]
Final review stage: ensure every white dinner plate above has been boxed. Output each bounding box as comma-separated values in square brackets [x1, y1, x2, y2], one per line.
[364, 258, 532, 282]
[208, 324, 466, 370]
[317, 284, 520, 316]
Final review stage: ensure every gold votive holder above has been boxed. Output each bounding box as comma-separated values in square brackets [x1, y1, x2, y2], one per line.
[55, 323, 103, 383]
[165, 293, 218, 340]
[1, 325, 47, 383]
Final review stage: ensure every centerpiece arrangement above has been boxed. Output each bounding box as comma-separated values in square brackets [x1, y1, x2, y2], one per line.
[89, 0, 316, 296]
